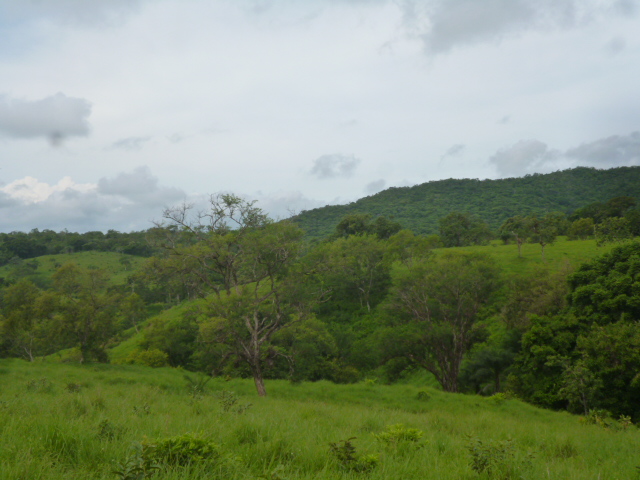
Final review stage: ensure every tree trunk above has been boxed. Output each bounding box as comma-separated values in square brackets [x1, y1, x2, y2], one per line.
[252, 368, 267, 397]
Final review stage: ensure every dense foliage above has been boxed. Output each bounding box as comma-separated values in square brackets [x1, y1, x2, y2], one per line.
[2, 178, 640, 421]
[291, 166, 640, 238]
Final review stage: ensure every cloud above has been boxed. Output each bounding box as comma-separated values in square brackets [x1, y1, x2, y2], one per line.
[490, 139, 559, 176]
[310, 153, 361, 179]
[0, 0, 142, 27]
[406, 0, 635, 55]
[441, 143, 465, 159]
[253, 190, 324, 219]
[364, 179, 386, 194]
[0, 93, 91, 143]
[0, 167, 186, 232]
[565, 131, 640, 167]
[108, 136, 151, 151]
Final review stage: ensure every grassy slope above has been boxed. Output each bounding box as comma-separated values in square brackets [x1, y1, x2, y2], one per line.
[0, 359, 638, 480]
[0, 251, 144, 288]
[106, 237, 618, 362]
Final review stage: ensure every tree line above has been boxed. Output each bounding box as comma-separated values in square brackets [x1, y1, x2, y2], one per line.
[1, 193, 640, 420]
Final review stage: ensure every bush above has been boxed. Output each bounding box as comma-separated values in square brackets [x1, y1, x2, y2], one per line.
[126, 349, 169, 368]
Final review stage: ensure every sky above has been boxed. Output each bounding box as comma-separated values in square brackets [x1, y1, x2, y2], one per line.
[1, 0, 639, 232]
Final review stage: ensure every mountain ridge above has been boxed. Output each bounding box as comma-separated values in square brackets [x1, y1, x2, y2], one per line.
[292, 166, 640, 238]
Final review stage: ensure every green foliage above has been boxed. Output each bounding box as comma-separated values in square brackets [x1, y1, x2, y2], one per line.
[439, 211, 492, 247]
[293, 167, 640, 239]
[328, 437, 378, 473]
[112, 442, 161, 480]
[125, 349, 169, 368]
[595, 217, 633, 246]
[217, 390, 252, 414]
[466, 436, 533, 479]
[385, 251, 501, 392]
[373, 424, 426, 453]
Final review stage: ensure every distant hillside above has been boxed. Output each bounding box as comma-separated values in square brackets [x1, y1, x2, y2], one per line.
[292, 166, 640, 238]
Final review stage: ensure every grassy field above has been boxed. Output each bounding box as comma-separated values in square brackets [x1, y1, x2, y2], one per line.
[0, 251, 145, 287]
[1, 359, 638, 479]
[439, 237, 616, 277]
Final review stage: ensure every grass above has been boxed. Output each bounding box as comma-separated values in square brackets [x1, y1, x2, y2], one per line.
[1, 359, 638, 479]
[0, 251, 144, 288]
[438, 237, 617, 277]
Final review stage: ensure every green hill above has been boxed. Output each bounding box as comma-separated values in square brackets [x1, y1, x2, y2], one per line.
[0, 251, 144, 289]
[292, 166, 640, 238]
[1, 359, 638, 479]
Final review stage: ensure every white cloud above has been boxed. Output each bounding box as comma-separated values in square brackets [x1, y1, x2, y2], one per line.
[310, 154, 361, 179]
[0, 93, 91, 143]
[108, 136, 152, 151]
[404, 0, 636, 55]
[490, 139, 559, 177]
[364, 179, 386, 194]
[0, 167, 185, 232]
[565, 131, 640, 166]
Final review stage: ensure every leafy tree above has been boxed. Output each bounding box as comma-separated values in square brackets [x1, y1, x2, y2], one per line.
[0, 280, 58, 361]
[385, 252, 501, 392]
[595, 217, 632, 246]
[498, 216, 531, 257]
[334, 214, 402, 240]
[568, 217, 595, 240]
[52, 263, 119, 362]
[155, 194, 314, 396]
[528, 214, 558, 259]
[439, 212, 492, 248]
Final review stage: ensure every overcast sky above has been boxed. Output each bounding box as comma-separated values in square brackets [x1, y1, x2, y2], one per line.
[1, 0, 639, 232]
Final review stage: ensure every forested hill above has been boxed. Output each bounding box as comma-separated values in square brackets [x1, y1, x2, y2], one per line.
[292, 166, 640, 238]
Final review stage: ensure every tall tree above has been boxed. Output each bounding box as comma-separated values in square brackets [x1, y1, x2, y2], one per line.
[439, 212, 492, 247]
[385, 252, 501, 392]
[154, 194, 316, 396]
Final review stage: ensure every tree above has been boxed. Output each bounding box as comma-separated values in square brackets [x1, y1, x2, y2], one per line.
[568, 218, 595, 240]
[334, 214, 402, 240]
[439, 212, 492, 248]
[52, 263, 119, 363]
[528, 214, 558, 259]
[154, 194, 315, 396]
[498, 216, 531, 257]
[594, 217, 632, 246]
[0, 280, 58, 361]
[386, 252, 501, 392]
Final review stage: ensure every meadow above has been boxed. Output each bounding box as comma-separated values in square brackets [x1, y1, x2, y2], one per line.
[1, 359, 638, 480]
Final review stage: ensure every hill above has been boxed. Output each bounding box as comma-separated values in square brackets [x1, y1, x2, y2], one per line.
[291, 166, 640, 238]
[1, 359, 638, 479]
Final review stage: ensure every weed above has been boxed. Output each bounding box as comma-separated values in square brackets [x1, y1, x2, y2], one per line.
[152, 432, 220, 466]
[184, 374, 212, 399]
[329, 437, 378, 473]
[217, 390, 252, 414]
[26, 377, 53, 393]
[619, 415, 634, 431]
[488, 393, 507, 405]
[97, 419, 123, 440]
[466, 436, 533, 479]
[112, 443, 160, 480]
[580, 409, 613, 428]
[133, 403, 151, 416]
[65, 382, 83, 393]
[416, 390, 431, 401]
[374, 424, 426, 452]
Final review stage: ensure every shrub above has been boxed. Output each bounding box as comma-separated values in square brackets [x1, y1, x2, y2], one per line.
[126, 349, 169, 368]
[466, 436, 533, 478]
[329, 437, 378, 473]
[374, 424, 426, 452]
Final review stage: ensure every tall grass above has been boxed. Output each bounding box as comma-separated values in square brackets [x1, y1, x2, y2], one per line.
[1, 359, 638, 479]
